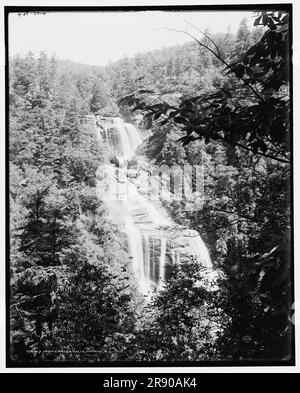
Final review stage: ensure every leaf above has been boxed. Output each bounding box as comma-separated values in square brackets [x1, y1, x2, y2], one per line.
[262, 13, 269, 26]
[144, 117, 152, 130]
[178, 135, 196, 146]
[159, 119, 169, 126]
[127, 96, 136, 106]
[132, 104, 143, 112]
[268, 18, 276, 30]
[259, 141, 268, 153]
[118, 93, 135, 106]
[154, 112, 162, 120]
[168, 110, 179, 119]
[138, 89, 155, 94]
[254, 15, 262, 26]
[174, 116, 186, 124]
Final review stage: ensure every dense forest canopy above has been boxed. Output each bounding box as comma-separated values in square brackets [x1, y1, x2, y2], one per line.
[9, 11, 293, 364]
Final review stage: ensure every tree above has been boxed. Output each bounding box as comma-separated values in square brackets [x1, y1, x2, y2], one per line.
[54, 247, 138, 362]
[133, 260, 222, 361]
[9, 52, 137, 363]
[120, 11, 290, 164]
[120, 10, 292, 361]
[90, 79, 119, 116]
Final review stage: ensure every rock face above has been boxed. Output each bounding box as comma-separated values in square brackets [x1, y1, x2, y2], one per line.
[94, 116, 212, 293]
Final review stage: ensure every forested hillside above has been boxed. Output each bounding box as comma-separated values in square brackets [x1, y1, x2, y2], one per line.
[9, 12, 293, 364]
[9, 52, 141, 362]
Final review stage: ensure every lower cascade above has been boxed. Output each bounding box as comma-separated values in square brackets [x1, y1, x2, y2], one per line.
[92, 116, 212, 292]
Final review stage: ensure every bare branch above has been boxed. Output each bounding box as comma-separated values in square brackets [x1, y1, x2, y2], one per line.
[180, 17, 222, 58]
[216, 135, 289, 164]
[163, 27, 265, 103]
[11, 292, 50, 308]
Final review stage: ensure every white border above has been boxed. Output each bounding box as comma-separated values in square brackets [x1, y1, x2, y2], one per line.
[1, 0, 298, 373]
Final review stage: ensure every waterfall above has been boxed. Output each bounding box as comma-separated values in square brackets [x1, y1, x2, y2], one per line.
[97, 117, 142, 161]
[159, 238, 167, 286]
[124, 123, 143, 150]
[190, 234, 212, 268]
[95, 116, 212, 292]
[124, 215, 144, 278]
[142, 233, 150, 283]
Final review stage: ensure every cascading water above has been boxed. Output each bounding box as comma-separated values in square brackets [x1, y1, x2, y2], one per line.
[98, 117, 142, 161]
[94, 116, 212, 293]
[124, 215, 145, 284]
[159, 238, 167, 286]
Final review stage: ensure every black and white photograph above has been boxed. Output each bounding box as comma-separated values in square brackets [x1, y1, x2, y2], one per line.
[4, 2, 295, 370]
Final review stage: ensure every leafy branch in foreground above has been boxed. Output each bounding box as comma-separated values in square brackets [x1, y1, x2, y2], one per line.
[120, 11, 290, 164]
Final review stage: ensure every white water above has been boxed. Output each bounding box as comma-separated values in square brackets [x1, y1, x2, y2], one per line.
[159, 238, 167, 286]
[97, 117, 142, 161]
[95, 116, 212, 293]
[124, 215, 148, 288]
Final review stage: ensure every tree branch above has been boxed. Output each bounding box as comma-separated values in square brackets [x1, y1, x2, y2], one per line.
[163, 27, 265, 103]
[216, 135, 289, 164]
[180, 17, 222, 58]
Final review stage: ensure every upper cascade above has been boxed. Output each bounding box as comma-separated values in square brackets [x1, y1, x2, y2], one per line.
[95, 116, 143, 161]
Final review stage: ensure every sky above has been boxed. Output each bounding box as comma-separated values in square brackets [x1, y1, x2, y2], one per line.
[8, 10, 256, 66]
